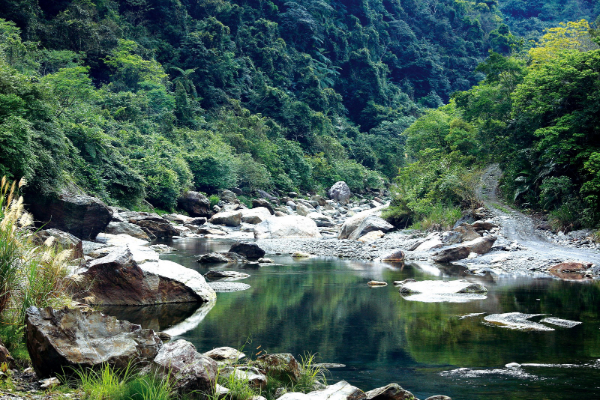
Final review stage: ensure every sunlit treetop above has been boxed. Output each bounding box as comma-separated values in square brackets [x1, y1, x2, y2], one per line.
[529, 20, 599, 65]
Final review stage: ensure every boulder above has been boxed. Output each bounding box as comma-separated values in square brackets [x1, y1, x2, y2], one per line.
[221, 366, 267, 389]
[380, 250, 405, 262]
[257, 190, 278, 202]
[348, 216, 393, 240]
[72, 248, 216, 305]
[365, 383, 416, 400]
[258, 353, 301, 383]
[307, 212, 335, 227]
[205, 271, 250, 280]
[178, 191, 211, 217]
[220, 190, 239, 204]
[252, 199, 275, 214]
[209, 211, 242, 227]
[229, 242, 266, 260]
[254, 216, 321, 239]
[26, 306, 162, 378]
[197, 252, 248, 264]
[453, 224, 481, 242]
[433, 236, 496, 263]
[278, 381, 366, 400]
[296, 203, 314, 217]
[358, 230, 385, 243]
[397, 280, 487, 295]
[128, 216, 178, 239]
[328, 182, 352, 205]
[162, 214, 191, 224]
[471, 220, 498, 231]
[150, 339, 217, 395]
[203, 347, 246, 363]
[187, 217, 208, 226]
[311, 195, 326, 207]
[27, 192, 112, 240]
[413, 233, 443, 252]
[241, 208, 272, 224]
[338, 206, 385, 239]
[105, 221, 151, 241]
[34, 229, 84, 259]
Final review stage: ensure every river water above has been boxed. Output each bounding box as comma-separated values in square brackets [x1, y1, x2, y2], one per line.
[102, 238, 600, 400]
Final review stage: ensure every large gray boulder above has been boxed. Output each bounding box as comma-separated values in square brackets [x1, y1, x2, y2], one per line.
[307, 212, 335, 227]
[26, 307, 162, 378]
[220, 190, 239, 204]
[127, 214, 178, 239]
[177, 191, 211, 217]
[34, 229, 83, 259]
[348, 216, 393, 240]
[252, 199, 275, 214]
[105, 221, 151, 241]
[254, 216, 321, 239]
[365, 383, 416, 399]
[296, 203, 314, 217]
[150, 339, 218, 395]
[241, 207, 271, 224]
[278, 381, 365, 399]
[229, 242, 265, 260]
[72, 248, 216, 305]
[328, 182, 351, 205]
[209, 210, 242, 227]
[433, 236, 496, 263]
[27, 193, 112, 240]
[338, 206, 385, 239]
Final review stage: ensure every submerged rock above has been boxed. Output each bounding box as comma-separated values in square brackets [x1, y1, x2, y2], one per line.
[204, 270, 250, 280]
[484, 312, 555, 331]
[398, 280, 487, 303]
[26, 306, 162, 378]
[197, 252, 248, 264]
[208, 282, 251, 292]
[367, 281, 388, 287]
[539, 317, 582, 328]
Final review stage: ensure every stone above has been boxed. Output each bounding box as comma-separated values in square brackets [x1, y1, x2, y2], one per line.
[209, 211, 242, 227]
[539, 317, 582, 328]
[254, 216, 321, 239]
[105, 221, 151, 240]
[220, 190, 239, 204]
[367, 281, 387, 287]
[296, 203, 314, 217]
[34, 229, 84, 259]
[398, 280, 487, 295]
[252, 199, 275, 214]
[177, 191, 211, 217]
[205, 270, 250, 280]
[26, 306, 162, 378]
[471, 220, 498, 231]
[209, 282, 251, 292]
[221, 366, 267, 389]
[338, 206, 385, 239]
[203, 347, 246, 363]
[162, 214, 191, 224]
[128, 215, 178, 239]
[365, 383, 416, 399]
[0, 342, 15, 369]
[188, 217, 208, 226]
[229, 242, 266, 260]
[349, 216, 394, 240]
[278, 381, 366, 400]
[380, 250, 405, 262]
[414, 233, 443, 252]
[72, 248, 216, 305]
[425, 397, 452, 400]
[151, 339, 217, 395]
[307, 212, 335, 227]
[311, 195, 326, 207]
[328, 182, 352, 205]
[258, 353, 301, 383]
[292, 252, 311, 258]
[257, 190, 278, 202]
[197, 252, 248, 264]
[433, 236, 496, 263]
[27, 192, 112, 240]
[358, 230, 385, 243]
[452, 224, 481, 242]
[484, 312, 555, 332]
[39, 377, 61, 390]
[241, 207, 272, 224]
[548, 262, 592, 279]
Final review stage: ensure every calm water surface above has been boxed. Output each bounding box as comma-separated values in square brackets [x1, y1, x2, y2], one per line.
[103, 238, 600, 399]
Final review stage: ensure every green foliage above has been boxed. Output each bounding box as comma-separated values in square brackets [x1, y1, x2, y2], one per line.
[291, 353, 327, 394]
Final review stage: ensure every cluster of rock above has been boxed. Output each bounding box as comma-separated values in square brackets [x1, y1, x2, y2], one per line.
[24, 306, 450, 399]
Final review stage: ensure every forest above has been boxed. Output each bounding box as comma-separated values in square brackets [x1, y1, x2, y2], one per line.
[0, 0, 598, 230]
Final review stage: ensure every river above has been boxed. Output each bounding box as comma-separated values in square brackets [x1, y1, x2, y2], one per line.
[102, 237, 600, 400]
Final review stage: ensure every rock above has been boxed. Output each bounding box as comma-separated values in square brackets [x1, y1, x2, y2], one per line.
[216, 384, 230, 398]
[311, 195, 326, 207]
[292, 252, 311, 258]
[209, 211, 242, 227]
[26, 306, 162, 378]
[254, 216, 321, 239]
[433, 236, 496, 263]
[258, 258, 273, 263]
[278, 381, 366, 400]
[149, 244, 174, 253]
[452, 224, 481, 242]
[471, 220, 498, 231]
[220, 190, 239, 204]
[209, 282, 251, 292]
[105, 221, 151, 240]
[338, 206, 385, 239]
[252, 199, 275, 214]
[197, 252, 242, 264]
[0, 342, 15, 369]
[157, 332, 171, 342]
[358, 230, 385, 243]
[414, 233, 443, 252]
[539, 317, 582, 328]
[188, 217, 208, 226]
[28, 192, 112, 240]
[425, 397, 452, 400]
[367, 281, 387, 287]
[221, 366, 267, 389]
[205, 270, 250, 280]
[398, 279, 487, 295]
[241, 207, 272, 224]
[365, 383, 415, 399]
[257, 190, 278, 202]
[163, 213, 191, 224]
[177, 191, 211, 217]
[39, 377, 61, 390]
[72, 248, 216, 305]
[229, 242, 266, 260]
[484, 312, 555, 332]
[128, 216, 178, 239]
[34, 229, 84, 259]
[150, 339, 217, 395]
[257, 353, 301, 383]
[548, 261, 592, 279]
[307, 212, 335, 227]
[328, 182, 352, 205]
[349, 216, 393, 240]
[380, 250, 405, 262]
[296, 203, 314, 217]
[203, 347, 246, 363]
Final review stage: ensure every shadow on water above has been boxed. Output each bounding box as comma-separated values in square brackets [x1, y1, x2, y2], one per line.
[101, 237, 600, 400]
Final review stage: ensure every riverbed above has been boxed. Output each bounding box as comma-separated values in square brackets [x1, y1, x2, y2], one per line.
[103, 237, 600, 400]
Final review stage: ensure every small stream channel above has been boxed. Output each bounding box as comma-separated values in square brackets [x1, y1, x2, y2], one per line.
[103, 237, 600, 400]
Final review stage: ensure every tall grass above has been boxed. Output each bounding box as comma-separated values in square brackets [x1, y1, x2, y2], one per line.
[292, 353, 327, 394]
[410, 204, 463, 231]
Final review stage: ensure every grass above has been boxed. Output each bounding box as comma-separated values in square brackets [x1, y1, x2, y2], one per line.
[410, 204, 462, 231]
[492, 203, 511, 214]
[291, 353, 327, 394]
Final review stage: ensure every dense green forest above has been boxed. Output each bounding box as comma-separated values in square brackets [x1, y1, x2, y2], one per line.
[0, 0, 598, 224]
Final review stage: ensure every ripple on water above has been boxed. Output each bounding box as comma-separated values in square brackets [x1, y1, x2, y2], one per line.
[440, 366, 539, 380]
